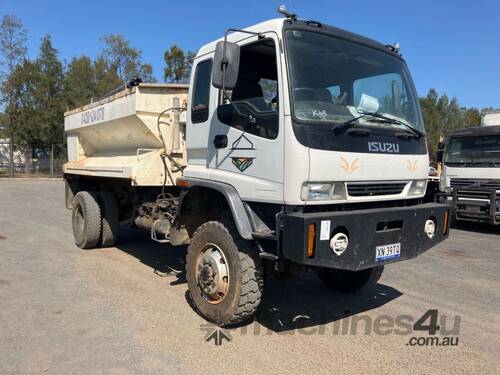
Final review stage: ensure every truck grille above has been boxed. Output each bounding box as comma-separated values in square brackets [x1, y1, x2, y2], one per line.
[454, 187, 500, 223]
[347, 182, 407, 197]
[451, 178, 500, 190]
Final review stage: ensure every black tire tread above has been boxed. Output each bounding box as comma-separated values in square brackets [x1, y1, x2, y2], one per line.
[97, 191, 119, 247]
[186, 220, 263, 326]
[72, 191, 101, 249]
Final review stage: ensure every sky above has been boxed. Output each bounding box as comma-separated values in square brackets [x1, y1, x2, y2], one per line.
[1, 0, 499, 109]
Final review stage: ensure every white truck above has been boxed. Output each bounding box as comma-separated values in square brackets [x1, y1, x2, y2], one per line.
[438, 121, 500, 225]
[482, 110, 500, 126]
[64, 8, 450, 326]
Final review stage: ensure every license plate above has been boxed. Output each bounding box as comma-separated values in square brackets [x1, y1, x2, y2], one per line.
[375, 243, 401, 261]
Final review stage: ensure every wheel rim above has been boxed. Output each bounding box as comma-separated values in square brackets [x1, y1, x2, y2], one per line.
[195, 243, 230, 304]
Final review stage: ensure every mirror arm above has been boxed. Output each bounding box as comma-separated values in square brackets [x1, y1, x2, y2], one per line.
[220, 28, 263, 91]
[219, 28, 263, 124]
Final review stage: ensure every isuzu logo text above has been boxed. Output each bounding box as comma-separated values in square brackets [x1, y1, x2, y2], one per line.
[368, 142, 400, 153]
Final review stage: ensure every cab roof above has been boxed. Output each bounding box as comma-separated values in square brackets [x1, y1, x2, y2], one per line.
[195, 17, 400, 59]
[450, 125, 500, 138]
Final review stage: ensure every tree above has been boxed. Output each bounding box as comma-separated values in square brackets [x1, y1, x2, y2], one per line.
[164, 45, 190, 83]
[463, 108, 481, 127]
[33, 35, 65, 156]
[64, 55, 95, 108]
[100, 34, 156, 83]
[0, 15, 27, 79]
[92, 55, 123, 98]
[0, 14, 27, 176]
[4, 58, 40, 152]
[420, 88, 484, 161]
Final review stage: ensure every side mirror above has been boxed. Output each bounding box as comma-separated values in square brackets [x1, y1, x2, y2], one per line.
[212, 41, 240, 90]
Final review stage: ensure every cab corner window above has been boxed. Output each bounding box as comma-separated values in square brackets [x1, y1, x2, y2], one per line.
[191, 59, 212, 123]
[217, 38, 279, 140]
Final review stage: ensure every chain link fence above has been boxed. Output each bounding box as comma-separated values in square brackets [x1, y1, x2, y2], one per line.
[0, 141, 66, 178]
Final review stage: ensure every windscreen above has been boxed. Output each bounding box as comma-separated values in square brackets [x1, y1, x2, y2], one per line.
[445, 136, 500, 167]
[285, 29, 424, 133]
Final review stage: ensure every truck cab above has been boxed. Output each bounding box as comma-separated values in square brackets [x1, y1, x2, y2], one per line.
[181, 16, 448, 261]
[187, 18, 431, 205]
[439, 125, 500, 224]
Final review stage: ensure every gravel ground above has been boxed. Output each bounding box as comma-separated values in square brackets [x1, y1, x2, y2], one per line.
[0, 179, 499, 374]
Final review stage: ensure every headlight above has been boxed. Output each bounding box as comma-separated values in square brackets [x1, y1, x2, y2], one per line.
[301, 182, 347, 201]
[408, 179, 428, 196]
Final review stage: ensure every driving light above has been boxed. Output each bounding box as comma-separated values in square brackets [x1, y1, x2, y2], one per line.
[409, 179, 428, 196]
[424, 219, 436, 239]
[301, 182, 347, 201]
[330, 232, 349, 256]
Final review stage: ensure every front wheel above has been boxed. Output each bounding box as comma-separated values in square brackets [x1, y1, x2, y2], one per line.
[186, 220, 263, 326]
[317, 266, 384, 293]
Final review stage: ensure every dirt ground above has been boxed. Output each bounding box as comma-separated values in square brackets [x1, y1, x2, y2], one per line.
[1, 179, 499, 374]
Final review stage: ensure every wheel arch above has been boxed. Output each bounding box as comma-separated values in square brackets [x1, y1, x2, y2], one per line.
[177, 178, 254, 240]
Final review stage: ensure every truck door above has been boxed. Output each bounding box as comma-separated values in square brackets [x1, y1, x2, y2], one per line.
[207, 34, 284, 203]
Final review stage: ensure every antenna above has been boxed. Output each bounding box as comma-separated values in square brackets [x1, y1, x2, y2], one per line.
[278, 5, 297, 21]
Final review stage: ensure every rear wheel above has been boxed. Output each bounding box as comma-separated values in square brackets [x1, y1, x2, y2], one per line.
[317, 266, 384, 293]
[72, 191, 101, 249]
[186, 220, 263, 326]
[97, 191, 119, 247]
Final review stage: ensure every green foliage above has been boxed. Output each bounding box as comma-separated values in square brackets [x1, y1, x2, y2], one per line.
[3, 58, 40, 148]
[100, 34, 156, 83]
[420, 88, 482, 160]
[0, 14, 27, 79]
[0, 14, 28, 175]
[164, 44, 195, 83]
[92, 55, 123, 98]
[64, 55, 95, 108]
[35, 36, 65, 153]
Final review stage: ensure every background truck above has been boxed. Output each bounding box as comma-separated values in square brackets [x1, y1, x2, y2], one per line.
[482, 110, 500, 126]
[438, 120, 500, 225]
[64, 8, 450, 326]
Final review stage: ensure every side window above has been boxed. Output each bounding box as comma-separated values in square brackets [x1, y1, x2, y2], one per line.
[191, 59, 212, 123]
[217, 38, 279, 139]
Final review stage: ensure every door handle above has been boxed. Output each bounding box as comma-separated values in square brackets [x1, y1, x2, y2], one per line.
[213, 134, 228, 149]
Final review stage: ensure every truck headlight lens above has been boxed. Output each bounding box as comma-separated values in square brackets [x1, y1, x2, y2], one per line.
[409, 179, 428, 196]
[301, 182, 347, 201]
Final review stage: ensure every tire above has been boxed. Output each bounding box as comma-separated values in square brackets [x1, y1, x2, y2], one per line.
[317, 266, 384, 293]
[186, 220, 263, 326]
[97, 191, 119, 247]
[72, 191, 101, 249]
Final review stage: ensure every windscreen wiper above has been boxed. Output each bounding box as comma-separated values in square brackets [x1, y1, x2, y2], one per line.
[335, 111, 424, 138]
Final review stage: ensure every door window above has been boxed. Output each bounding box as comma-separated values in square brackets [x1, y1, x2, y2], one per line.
[191, 59, 212, 123]
[217, 38, 279, 139]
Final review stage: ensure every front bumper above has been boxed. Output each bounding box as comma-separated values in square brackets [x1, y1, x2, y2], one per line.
[446, 188, 500, 224]
[281, 202, 450, 271]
